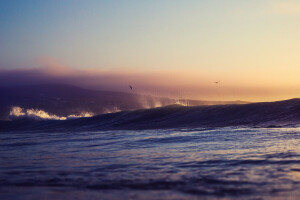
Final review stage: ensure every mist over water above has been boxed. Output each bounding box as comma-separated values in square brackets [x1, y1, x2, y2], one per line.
[1, 127, 300, 199]
[5, 96, 191, 121]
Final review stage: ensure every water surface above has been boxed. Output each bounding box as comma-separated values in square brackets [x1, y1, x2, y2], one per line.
[1, 127, 300, 199]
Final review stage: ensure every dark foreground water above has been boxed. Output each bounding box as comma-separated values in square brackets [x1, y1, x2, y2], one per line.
[1, 127, 300, 200]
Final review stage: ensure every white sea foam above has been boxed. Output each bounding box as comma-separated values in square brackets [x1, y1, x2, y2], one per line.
[103, 107, 121, 114]
[9, 106, 93, 120]
[174, 99, 189, 106]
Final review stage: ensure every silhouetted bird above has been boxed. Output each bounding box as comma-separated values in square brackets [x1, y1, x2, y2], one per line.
[214, 81, 220, 84]
[129, 85, 133, 90]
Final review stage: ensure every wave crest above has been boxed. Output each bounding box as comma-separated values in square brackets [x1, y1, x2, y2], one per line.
[9, 106, 93, 120]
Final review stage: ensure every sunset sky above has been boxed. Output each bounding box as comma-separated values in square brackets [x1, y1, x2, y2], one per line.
[1, 0, 300, 101]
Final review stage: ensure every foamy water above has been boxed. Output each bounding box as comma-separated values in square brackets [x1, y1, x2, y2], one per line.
[9, 106, 93, 120]
[1, 127, 300, 199]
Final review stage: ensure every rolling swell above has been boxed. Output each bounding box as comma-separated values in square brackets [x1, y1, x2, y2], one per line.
[1, 98, 300, 132]
[1, 127, 300, 199]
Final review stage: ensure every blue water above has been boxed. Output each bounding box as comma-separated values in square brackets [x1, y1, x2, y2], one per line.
[1, 127, 300, 199]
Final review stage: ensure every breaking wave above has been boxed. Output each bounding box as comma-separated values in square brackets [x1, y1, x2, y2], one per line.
[9, 106, 93, 120]
[103, 107, 121, 114]
[1, 98, 300, 132]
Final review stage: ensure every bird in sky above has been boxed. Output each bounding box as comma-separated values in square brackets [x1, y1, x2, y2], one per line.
[129, 85, 133, 90]
[214, 81, 220, 84]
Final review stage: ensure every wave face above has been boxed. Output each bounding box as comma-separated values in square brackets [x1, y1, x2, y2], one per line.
[1, 127, 300, 199]
[1, 98, 299, 132]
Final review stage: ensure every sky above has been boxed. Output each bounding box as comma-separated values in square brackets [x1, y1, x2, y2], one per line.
[0, 0, 300, 101]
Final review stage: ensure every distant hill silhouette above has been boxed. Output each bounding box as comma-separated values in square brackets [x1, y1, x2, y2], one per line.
[0, 84, 248, 120]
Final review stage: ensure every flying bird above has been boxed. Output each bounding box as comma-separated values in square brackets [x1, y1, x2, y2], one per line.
[214, 81, 220, 84]
[129, 85, 133, 90]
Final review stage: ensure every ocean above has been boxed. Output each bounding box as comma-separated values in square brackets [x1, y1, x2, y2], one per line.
[1, 127, 300, 199]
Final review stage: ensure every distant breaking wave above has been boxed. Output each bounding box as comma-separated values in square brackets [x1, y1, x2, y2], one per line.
[1, 98, 300, 132]
[9, 106, 93, 120]
[7, 100, 189, 121]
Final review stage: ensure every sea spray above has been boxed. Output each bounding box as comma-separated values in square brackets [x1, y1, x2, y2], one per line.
[9, 106, 93, 120]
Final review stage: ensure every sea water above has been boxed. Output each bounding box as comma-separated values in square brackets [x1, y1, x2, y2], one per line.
[1, 127, 300, 199]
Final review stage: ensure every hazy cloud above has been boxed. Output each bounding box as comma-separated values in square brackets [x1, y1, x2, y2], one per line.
[0, 59, 299, 101]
